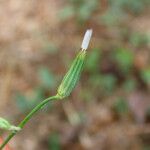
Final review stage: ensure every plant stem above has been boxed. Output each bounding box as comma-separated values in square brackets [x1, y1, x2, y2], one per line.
[0, 95, 59, 150]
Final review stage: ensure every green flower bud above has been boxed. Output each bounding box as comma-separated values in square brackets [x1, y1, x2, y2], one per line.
[57, 29, 92, 99]
[0, 117, 21, 132]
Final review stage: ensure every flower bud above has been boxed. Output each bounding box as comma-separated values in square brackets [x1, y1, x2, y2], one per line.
[57, 29, 92, 99]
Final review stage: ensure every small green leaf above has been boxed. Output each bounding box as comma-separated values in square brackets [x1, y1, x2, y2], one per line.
[100, 74, 117, 94]
[15, 93, 31, 112]
[0, 117, 20, 132]
[130, 33, 148, 47]
[114, 48, 134, 74]
[89, 74, 117, 95]
[43, 42, 58, 54]
[59, 6, 74, 20]
[85, 48, 101, 73]
[38, 67, 56, 88]
[78, 0, 98, 22]
[141, 68, 150, 84]
[114, 98, 129, 115]
[48, 133, 60, 150]
[122, 78, 137, 92]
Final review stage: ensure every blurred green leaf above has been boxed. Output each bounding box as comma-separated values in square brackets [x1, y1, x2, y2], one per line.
[101, 8, 126, 26]
[122, 78, 137, 92]
[123, 0, 148, 14]
[113, 48, 134, 74]
[85, 48, 101, 73]
[100, 0, 149, 26]
[79, 88, 94, 102]
[43, 42, 58, 54]
[143, 145, 150, 150]
[140, 68, 150, 84]
[114, 98, 129, 115]
[33, 87, 45, 101]
[130, 33, 148, 47]
[15, 93, 31, 112]
[38, 67, 56, 89]
[15, 87, 45, 112]
[59, 6, 74, 21]
[90, 74, 117, 95]
[48, 133, 61, 150]
[33, 87, 54, 111]
[77, 0, 98, 22]
[59, 0, 98, 24]
[100, 74, 117, 94]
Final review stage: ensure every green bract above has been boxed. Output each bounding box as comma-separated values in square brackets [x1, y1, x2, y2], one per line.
[57, 29, 92, 99]
[57, 50, 86, 99]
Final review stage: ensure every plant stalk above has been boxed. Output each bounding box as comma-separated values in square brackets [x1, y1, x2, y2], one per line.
[0, 95, 59, 149]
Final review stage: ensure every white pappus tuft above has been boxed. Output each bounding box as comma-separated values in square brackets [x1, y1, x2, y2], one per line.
[81, 29, 92, 50]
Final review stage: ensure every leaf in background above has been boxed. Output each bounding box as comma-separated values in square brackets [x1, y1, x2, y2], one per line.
[85, 48, 101, 73]
[122, 77, 137, 92]
[114, 48, 134, 74]
[114, 98, 129, 115]
[140, 68, 150, 84]
[15, 93, 31, 112]
[78, 0, 98, 22]
[109, 0, 148, 14]
[100, 74, 117, 94]
[100, 8, 126, 26]
[144, 145, 150, 150]
[100, 0, 149, 26]
[16, 88, 53, 113]
[33, 87, 45, 102]
[59, 6, 74, 21]
[130, 32, 148, 47]
[43, 42, 58, 54]
[79, 88, 94, 102]
[38, 67, 56, 89]
[89, 73, 117, 95]
[123, 0, 146, 14]
[48, 133, 60, 150]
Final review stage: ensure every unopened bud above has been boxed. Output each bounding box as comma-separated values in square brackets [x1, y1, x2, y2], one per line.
[0, 117, 21, 132]
[57, 29, 92, 99]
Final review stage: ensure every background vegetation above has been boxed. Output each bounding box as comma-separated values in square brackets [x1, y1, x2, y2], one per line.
[0, 0, 150, 149]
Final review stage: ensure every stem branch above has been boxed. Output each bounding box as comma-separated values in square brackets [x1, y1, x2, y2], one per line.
[0, 95, 59, 149]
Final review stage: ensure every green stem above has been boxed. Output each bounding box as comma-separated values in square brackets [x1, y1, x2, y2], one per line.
[0, 95, 60, 150]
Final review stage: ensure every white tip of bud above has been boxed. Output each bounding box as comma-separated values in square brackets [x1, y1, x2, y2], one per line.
[81, 29, 92, 50]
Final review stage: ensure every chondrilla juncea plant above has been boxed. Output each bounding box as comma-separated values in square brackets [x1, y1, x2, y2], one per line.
[0, 29, 92, 149]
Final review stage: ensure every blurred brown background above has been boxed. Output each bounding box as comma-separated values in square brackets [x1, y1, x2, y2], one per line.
[0, 0, 150, 150]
